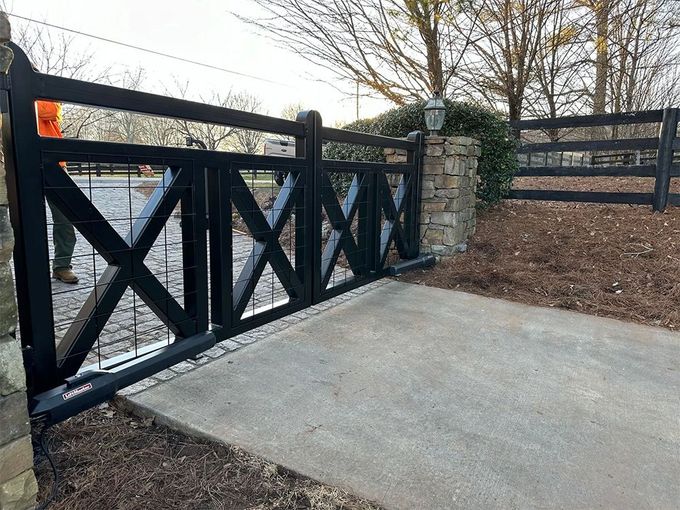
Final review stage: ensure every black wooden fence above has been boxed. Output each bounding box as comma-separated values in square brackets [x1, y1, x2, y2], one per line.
[510, 109, 680, 211]
[69, 162, 163, 176]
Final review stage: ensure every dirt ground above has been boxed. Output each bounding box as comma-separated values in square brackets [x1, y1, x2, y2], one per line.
[400, 199, 680, 331]
[34, 401, 380, 510]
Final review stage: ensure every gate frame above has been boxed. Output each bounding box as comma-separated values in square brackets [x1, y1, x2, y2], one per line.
[1, 43, 424, 424]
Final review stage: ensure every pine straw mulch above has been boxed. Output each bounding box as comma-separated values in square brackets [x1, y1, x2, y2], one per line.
[34, 401, 381, 510]
[399, 200, 680, 331]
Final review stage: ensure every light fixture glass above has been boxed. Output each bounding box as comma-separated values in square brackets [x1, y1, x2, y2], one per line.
[424, 91, 446, 135]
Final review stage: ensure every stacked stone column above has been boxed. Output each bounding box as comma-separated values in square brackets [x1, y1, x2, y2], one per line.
[386, 135, 480, 257]
[0, 13, 38, 510]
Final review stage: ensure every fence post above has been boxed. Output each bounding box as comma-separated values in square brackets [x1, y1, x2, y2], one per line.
[405, 131, 424, 259]
[0, 12, 39, 510]
[295, 110, 322, 305]
[653, 108, 678, 212]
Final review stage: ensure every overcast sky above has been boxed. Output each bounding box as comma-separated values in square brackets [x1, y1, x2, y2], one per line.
[7, 0, 391, 126]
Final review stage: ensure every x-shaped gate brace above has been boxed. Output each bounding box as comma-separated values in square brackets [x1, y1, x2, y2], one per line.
[320, 172, 368, 291]
[230, 168, 305, 320]
[378, 172, 412, 267]
[319, 169, 414, 293]
[43, 164, 199, 379]
[40, 160, 415, 378]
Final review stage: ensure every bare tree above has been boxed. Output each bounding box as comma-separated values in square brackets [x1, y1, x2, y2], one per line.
[530, 3, 591, 116]
[14, 24, 103, 80]
[8, 15, 116, 139]
[524, 1, 592, 139]
[606, 0, 679, 113]
[240, 0, 484, 103]
[457, 0, 560, 127]
[110, 67, 147, 144]
[280, 102, 305, 121]
[581, 0, 614, 114]
[144, 115, 183, 147]
[169, 81, 236, 150]
[228, 93, 267, 154]
[168, 81, 267, 151]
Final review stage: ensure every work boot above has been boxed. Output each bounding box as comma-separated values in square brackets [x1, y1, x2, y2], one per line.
[53, 268, 79, 284]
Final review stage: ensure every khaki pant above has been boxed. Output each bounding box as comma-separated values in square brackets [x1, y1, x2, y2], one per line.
[46, 198, 76, 271]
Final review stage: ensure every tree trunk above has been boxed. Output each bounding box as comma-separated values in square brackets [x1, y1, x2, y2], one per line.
[509, 97, 523, 139]
[593, 0, 610, 114]
[413, 1, 444, 94]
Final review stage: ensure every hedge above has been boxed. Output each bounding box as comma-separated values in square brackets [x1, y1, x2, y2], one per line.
[324, 100, 517, 207]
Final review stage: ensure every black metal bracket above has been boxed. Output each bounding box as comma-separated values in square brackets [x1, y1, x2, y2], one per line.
[29, 332, 215, 425]
[387, 254, 436, 276]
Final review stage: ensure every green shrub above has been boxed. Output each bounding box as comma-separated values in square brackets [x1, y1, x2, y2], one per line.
[324, 100, 517, 207]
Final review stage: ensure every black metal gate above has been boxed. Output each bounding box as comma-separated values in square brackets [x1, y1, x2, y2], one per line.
[1, 44, 423, 424]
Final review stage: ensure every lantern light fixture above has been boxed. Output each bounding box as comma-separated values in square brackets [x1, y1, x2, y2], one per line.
[424, 91, 446, 136]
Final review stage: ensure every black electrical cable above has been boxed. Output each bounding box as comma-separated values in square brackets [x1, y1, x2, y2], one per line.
[35, 425, 58, 510]
[7, 13, 290, 87]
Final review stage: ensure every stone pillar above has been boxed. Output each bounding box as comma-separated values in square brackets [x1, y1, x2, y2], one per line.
[386, 136, 480, 257]
[418, 136, 479, 256]
[0, 13, 38, 510]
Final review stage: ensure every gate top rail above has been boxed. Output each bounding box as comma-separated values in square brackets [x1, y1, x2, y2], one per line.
[322, 126, 418, 151]
[8, 40, 417, 158]
[7, 42, 304, 138]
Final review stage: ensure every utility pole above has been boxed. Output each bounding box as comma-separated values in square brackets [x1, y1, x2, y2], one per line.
[356, 81, 359, 120]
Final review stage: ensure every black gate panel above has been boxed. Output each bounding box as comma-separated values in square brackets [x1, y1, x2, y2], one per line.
[208, 157, 312, 341]
[1, 43, 423, 423]
[315, 131, 423, 301]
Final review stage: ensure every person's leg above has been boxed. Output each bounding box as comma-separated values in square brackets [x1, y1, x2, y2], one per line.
[46, 198, 78, 283]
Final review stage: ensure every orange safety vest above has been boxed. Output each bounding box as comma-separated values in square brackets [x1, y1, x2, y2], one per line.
[35, 100, 66, 167]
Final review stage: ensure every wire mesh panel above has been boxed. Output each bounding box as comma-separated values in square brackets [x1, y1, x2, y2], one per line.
[379, 171, 413, 269]
[208, 159, 310, 340]
[47, 164, 182, 368]
[40, 156, 207, 380]
[319, 167, 372, 295]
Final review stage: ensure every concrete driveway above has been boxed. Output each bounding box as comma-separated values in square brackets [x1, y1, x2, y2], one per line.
[128, 281, 680, 509]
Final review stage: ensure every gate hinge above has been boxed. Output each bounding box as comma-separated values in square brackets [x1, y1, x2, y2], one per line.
[0, 74, 9, 113]
[20, 345, 36, 395]
[20, 345, 34, 367]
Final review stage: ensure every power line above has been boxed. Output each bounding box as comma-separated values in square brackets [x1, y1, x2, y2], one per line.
[8, 13, 291, 87]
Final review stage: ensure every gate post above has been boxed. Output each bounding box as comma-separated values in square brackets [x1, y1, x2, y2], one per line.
[386, 135, 479, 257]
[405, 131, 424, 259]
[653, 108, 678, 212]
[295, 110, 322, 304]
[0, 13, 38, 510]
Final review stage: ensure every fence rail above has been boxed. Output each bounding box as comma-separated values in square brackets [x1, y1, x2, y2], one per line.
[2, 42, 424, 424]
[510, 108, 679, 211]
